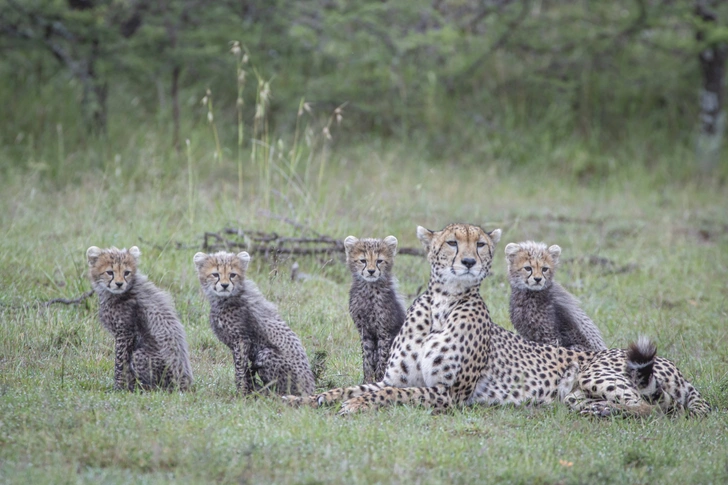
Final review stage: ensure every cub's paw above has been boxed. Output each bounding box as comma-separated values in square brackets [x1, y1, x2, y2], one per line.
[337, 396, 373, 415]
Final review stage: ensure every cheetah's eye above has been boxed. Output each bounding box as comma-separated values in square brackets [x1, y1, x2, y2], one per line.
[542, 267, 549, 273]
[523, 266, 532, 272]
[230, 273, 237, 279]
[477, 242, 486, 248]
[106, 270, 114, 276]
[212, 272, 220, 278]
[123, 270, 131, 277]
[446, 241, 457, 247]
[359, 259, 367, 264]
[376, 259, 383, 264]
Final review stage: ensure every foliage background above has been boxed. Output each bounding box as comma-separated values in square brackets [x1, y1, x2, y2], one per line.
[2, 0, 728, 180]
[1, 1, 727, 483]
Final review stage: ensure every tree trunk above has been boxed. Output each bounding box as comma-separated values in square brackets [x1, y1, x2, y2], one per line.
[171, 63, 181, 153]
[162, 0, 181, 153]
[79, 37, 107, 134]
[78, 64, 107, 135]
[695, 1, 728, 173]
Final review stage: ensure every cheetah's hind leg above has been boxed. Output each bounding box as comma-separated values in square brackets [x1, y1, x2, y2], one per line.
[563, 388, 656, 418]
[282, 382, 386, 408]
[338, 385, 452, 415]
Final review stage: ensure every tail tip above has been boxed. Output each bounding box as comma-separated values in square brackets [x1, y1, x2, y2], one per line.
[627, 335, 657, 366]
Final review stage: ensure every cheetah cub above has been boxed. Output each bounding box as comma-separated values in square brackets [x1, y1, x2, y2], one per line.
[86, 246, 193, 391]
[344, 235, 407, 383]
[505, 241, 606, 351]
[193, 251, 315, 396]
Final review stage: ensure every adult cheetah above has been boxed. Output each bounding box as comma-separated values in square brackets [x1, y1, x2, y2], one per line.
[285, 223, 709, 418]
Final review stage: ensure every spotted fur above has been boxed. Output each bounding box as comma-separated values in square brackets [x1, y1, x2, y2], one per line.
[505, 241, 606, 351]
[284, 223, 502, 413]
[194, 251, 315, 396]
[284, 223, 710, 418]
[87, 246, 193, 391]
[344, 235, 406, 383]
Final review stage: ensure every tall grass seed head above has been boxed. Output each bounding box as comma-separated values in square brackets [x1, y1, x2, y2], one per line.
[230, 41, 242, 57]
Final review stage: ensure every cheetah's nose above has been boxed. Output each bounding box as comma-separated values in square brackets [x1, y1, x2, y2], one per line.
[368, 269, 376, 275]
[534, 277, 542, 283]
[115, 282, 123, 288]
[221, 283, 229, 290]
[462, 258, 476, 269]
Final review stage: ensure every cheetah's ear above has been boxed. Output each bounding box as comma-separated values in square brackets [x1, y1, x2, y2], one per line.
[343, 236, 358, 255]
[416, 226, 434, 250]
[504, 243, 520, 261]
[488, 228, 502, 245]
[128, 246, 141, 261]
[548, 244, 561, 265]
[193, 252, 208, 269]
[383, 235, 398, 255]
[86, 246, 102, 266]
[237, 251, 251, 270]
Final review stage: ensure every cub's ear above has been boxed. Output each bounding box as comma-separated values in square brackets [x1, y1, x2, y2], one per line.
[86, 246, 102, 265]
[416, 226, 434, 250]
[548, 244, 562, 264]
[488, 228, 502, 245]
[504, 243, 520, 261]
[343, 236, 358, 255]
[128, 246, 141, 261]
[383, 235, 398, 254]
[193, 252, 208, 269]
[237, 252, 251, 270]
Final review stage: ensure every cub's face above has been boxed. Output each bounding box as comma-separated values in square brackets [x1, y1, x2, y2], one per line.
[417, 223, 501, 288]
[86, 246, 140, 294]
[344, 236, 398, 283]
[193, 251, 250, 297]
[505, 241, 561, 291]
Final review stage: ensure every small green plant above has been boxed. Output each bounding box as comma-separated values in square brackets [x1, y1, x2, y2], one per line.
[197, 44, 349, 223]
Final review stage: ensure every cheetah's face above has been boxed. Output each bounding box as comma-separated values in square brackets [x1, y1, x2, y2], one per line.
[344, 235, 398, 283]
[86, 246, 140, 294]
[505, 241, 561, 291]
[417, 223, 501, 289]
[193, 251, 250, 297]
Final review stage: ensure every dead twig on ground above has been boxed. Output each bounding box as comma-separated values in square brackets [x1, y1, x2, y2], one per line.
[44, 290, 94, 307]
[562, 256, 637, 275]
[202, 228, 425, 258]
[0, 289, 95, 310]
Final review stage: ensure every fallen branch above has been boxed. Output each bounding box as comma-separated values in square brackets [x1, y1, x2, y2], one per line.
[0, 289, 96, 310]
[562, 256, 637, 275]
[202, 228, 425, 258]
[45, 290, 94, 307]
[522, 214, 608, 226]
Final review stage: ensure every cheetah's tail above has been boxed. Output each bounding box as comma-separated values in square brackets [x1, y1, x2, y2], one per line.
[686, 385, 711, 417]
[626, 336, 657, 394]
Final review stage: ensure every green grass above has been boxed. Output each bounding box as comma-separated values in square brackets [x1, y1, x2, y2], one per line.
[1, 147, 727, 484]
